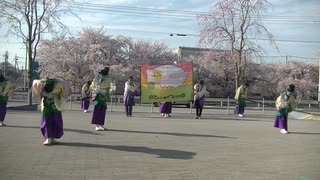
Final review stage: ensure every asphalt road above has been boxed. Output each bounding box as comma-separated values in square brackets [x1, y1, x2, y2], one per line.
[0, 103, 319, 180]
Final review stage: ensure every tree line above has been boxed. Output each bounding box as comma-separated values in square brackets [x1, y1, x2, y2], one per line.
[37, 28, 318, 100]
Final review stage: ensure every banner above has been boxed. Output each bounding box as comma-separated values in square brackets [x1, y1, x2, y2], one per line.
[141, 62, 193, 103]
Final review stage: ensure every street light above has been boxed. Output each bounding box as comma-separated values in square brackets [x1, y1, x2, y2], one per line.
[170, 33, 187, 36]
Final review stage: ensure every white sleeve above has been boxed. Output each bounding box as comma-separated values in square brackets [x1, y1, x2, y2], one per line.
[125, 82, 129, 91]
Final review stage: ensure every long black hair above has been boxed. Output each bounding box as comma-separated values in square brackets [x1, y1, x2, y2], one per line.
[44, 78, 55, 93]
[0, 74, 5, 83]
[99, 66, 110, 76]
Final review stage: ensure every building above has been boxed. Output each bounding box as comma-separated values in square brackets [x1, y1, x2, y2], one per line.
[172, 46, 231, 61]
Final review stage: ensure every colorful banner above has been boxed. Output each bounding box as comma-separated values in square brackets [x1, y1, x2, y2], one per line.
[141, 62, 193, 103]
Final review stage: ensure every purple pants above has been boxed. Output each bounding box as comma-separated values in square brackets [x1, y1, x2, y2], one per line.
[40, 112, 64, 139]
[0, 104, 7, 122]
[159, 102, 172, 113]
[274, 116, 288, 131]
[91, 104, 106, 125]
[81, 98, 90, 110]
[235, 106, 245, 115]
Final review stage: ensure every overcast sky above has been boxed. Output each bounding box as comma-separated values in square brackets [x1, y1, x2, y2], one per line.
[1, 0, 319, 66]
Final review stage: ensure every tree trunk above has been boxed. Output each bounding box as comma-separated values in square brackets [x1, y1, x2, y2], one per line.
[27, 41, 33, 105]
[235, 58, 241, 92]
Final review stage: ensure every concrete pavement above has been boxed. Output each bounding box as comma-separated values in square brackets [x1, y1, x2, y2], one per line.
[0, 103, 319, 180]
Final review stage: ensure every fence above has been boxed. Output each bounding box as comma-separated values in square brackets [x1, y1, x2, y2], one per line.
[67, 94, 319, 113]
[10, 92, 320, 113]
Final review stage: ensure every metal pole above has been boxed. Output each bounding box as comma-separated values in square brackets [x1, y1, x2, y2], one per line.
[110, 95, 113, 112]
[227, 96, 230, 114]
[69, 96, 72, 111]
[151, 103, 153, 113]
[262, 98, 265, 114]
[70, 96, 72, 111]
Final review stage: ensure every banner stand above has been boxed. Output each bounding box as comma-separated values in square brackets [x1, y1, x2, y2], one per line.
[151, 103, 153, 113]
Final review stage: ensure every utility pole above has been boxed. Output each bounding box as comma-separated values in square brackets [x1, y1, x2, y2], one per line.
[4, 51, 9, 76]
[14, 54, 20, 79]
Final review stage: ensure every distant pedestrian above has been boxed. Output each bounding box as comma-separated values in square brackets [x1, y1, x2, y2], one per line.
[32, 78, 68, 145]
[90, 66, 111, 131]
[274, 84, 296, 134]
[160, 102, 172, 118]
[193, 80, 206, 119]
[81, 81, 92, 113]
[0, 74, 13, 126]
[234, 83, 249, 117]
[124, 76, 140, 117]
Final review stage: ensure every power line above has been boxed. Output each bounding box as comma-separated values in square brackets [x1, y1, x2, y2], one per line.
[257, 55, 316, 60]
[1, 27, 320, 44]
[249, 38, 320, 44]
[61, 2, 320, 24]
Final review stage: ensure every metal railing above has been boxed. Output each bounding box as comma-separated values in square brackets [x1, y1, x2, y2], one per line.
[10, 92, 320, 113]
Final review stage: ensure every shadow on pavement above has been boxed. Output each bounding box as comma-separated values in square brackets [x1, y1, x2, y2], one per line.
[6, 125, 101, 135]
[107, 129, 237, 139]
[6, 125, 237, 138]
[59, 142, 196, 159]
[289, 132, 320, 135]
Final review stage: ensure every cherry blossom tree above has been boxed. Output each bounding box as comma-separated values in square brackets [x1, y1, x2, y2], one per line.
[38, 28, 175, 94]
[0, 0, 74, 105]
[198, 51, 235, 96]
[111, 40, 175, 94]
[38, 28, 119, 92]
[251, 61, 318, 99]
[190, 50, 257, 97]
[274, 61, 318, 99]
[198, 0, 276, 91]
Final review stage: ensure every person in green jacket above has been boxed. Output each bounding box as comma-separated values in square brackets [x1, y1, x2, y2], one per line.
[234, 83, 249, 117]
[0, 74, 13, 126]
[274, 84, 296, 134]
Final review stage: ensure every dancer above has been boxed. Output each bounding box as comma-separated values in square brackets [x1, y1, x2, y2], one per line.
[124, 76, 140, 117]
[274, 84, 296, 134]
[160, 102, 172, 118]
[234, 83, 249, 117]
[0, 74, 13, 126]
[193, 80, 206, 119]
[32, 78, 69, 145]
[81, 80, 92, 113]
[90, 67, 111, 131]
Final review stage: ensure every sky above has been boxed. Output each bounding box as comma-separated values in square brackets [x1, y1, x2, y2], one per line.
[0, 0, 320, 67]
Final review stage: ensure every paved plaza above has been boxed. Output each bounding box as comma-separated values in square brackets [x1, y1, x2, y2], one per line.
[0, 102, 319, 180]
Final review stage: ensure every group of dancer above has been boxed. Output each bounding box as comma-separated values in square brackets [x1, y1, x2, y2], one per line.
[31, 66, 112, 145]
[0, 68, 298, 146]
[234, 82, 297, 134]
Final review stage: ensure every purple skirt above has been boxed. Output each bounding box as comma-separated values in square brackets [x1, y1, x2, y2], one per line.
[0, 104, 7, 122]
[40, 112, 64, 139]
[274, 116, 288, 131]
[91, 104, 106, 125]
[235, 106, 245, 114]
[193, 96, 205, 108]
[159, 102, 172, 113]
[81, 98, 90, 110]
